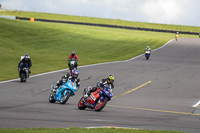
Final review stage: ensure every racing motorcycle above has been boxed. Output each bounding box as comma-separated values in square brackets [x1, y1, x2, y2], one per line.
[175, 34, 179, 41]
[78, 86, 113, 111]
[68, 58, 78, 73]
[145, 50, 151, 60]
[18, 62, 29, 82]
[49, 78, 78, 104]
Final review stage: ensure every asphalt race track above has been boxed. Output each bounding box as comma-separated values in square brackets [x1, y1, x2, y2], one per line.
[1, 38, 200, 132]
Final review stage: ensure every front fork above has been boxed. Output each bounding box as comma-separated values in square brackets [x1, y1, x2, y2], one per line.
[25, 69, 29, 78]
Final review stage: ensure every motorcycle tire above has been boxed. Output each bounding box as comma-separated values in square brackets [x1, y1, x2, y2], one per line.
[60, 92, 71, 104]
[20, 73, 25, 82]
[145, 54, 149, 60]
[95, 98, 108, 111]
[49, 93, 56, 103]
[78, 97, 87, 110]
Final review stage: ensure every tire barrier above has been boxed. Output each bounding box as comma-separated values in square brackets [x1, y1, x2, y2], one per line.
[16, 16, 199, 35]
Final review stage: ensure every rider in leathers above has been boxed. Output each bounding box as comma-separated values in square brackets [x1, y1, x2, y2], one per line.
[18, 54, 32, 77]
[145, 46, 151, 52]
[84, 74, 114, 98]
[67, 51, 79, 69]
[54, 70, 80, 93]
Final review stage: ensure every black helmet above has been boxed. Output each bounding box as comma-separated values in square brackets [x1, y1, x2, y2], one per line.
[71, 51, 75, 56]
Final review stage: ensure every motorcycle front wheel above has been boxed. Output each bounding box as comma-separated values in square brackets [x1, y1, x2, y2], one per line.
[95, 98, 108, 111]
[49, 93, 56, 103]
[20, 72, 26, 82]
[60, 92, 71, 104]
[145, 54, 150, 60]
[78, 97, 87, 110]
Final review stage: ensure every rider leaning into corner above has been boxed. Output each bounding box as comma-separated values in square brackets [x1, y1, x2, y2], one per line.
[54, 69, 80, 93]
[84, 74, 115, 99]
[67, 51, 79, 69]
[18, 54, 32, 75]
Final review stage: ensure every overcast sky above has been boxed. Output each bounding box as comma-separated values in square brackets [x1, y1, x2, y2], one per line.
[1, 0, 200, 27]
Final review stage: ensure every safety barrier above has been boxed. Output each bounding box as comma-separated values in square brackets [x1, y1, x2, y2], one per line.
[16, 16, 199, 35]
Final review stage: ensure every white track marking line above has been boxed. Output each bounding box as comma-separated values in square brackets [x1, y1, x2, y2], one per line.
[0, 40, 173, 84]
[174, 67, 184, 71]
[193, 100, 200, 107]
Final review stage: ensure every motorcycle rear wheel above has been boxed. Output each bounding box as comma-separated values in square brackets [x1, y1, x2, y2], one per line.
[95, 99, 108, 111]
[60, 92, 71, 104]
[78, 97, 87, 110]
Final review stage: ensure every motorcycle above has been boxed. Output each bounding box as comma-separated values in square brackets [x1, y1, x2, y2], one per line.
[145, 50, 151, 60]
[175, 34, 179, 41]
[78, 86, 113, 111]
[49, 78, 78, 104]
[18, 62, 29, 82]
[68, 59, 78, 73]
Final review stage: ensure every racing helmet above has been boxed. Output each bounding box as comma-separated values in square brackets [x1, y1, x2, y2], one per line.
[147, 46, 150, 49]
[107, 74, 115, 84]
[72, 69, 79, 79]
[24, 54, 29, 61]
[71, 51, 75, 56]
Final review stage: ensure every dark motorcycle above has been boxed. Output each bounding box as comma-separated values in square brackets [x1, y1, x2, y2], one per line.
[68, 59, 78, 73]
[18, 62, 29, 82]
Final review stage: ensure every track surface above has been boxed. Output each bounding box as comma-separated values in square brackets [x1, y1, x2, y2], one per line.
[1, 38, 200, 132]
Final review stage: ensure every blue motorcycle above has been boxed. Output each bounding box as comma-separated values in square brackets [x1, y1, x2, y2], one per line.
[49, 79, 78, 104]
[145, 50, 151, 60]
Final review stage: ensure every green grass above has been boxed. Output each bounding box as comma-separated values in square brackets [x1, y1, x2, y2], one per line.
[0, 17, 197, 81]
[0, 10, 200, 33]
[0, 127, 188, 133]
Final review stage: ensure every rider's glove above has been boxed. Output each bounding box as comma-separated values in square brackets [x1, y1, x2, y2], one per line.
[84, 94, 88, 98]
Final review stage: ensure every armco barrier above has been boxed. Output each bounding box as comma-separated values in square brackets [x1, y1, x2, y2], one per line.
[16, 16, 199, 35]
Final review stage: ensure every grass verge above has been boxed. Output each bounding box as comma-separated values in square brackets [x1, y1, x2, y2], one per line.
[0, 17, 197, 81]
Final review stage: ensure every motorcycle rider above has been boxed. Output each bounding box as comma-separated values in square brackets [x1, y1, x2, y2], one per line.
[145, 46, 151, 52]
[53, 69, 80, 93]
[84, 74, 115, 98]
[67, 51, 79, 69]
[175, 31, 180, 38]
[18, 54, 32, 77]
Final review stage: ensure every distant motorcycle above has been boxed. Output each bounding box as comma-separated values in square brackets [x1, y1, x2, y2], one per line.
[78, 86, 113, 111]
[49, 78, 78, 104]
[175, 34, 179, 41]
[69, 60, 77, 72]
[18, 62, 29, 82]
[68, 58, 78, 73]
[145, 50, 151, 60]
